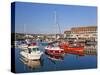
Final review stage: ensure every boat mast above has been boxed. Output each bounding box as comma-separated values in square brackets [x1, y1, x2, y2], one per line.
[24, 24, 27, 40]
[24, 24, 25, 39]
[54, 11, 61, 39]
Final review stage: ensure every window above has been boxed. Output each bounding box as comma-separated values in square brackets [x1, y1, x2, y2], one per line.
[92, 34, 97, 36]
[28, 48, 31, 53]
[36, 48, 39, 51]
[32, 48, 36, 51]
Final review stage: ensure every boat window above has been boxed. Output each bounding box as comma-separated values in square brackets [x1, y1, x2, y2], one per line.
[32, 48, 39, 51]
[28, 48, 31, 53]
[36, 48, 39, 51]
[32, 48, 36, 51]
[69, 44, 80, 48]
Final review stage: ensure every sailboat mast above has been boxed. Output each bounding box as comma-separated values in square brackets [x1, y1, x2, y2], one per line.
[54, 11, 61, 39]
[24, 24, 26, 39]
[54, 11, 61, 34]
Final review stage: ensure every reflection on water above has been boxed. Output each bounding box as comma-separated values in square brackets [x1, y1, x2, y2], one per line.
[19, 58, 41, 69]
[14, 41, 97, 73]
[45, 52, 64, 61]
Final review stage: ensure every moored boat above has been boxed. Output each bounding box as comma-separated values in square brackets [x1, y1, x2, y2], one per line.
[18, 44, 28, 50]
[20, 45, 43, 60]
[59, 42, 84, 56]
[45, 45, 65, 56]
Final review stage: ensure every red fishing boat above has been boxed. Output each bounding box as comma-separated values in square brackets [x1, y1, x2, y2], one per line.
[45, 45, 65, 56]
[44, 11, 65, 56]
[59, 42, 84, 56]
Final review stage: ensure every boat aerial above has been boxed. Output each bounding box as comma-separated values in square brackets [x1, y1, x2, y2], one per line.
[18, 24, 31, 50]
[20, 45, 43, 60]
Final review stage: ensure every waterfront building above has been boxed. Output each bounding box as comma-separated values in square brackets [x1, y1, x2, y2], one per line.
[64, 30, 71, 39]
[25, 34, 34, 38]
[64, 26, 97, 41]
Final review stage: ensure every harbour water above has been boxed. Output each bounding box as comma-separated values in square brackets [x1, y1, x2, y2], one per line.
[14, 41, 97, 73]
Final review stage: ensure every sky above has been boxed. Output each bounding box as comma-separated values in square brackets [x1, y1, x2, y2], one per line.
[14, 2, 97, 34]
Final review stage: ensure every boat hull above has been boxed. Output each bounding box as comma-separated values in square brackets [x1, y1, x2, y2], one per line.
[20, 51, 43, 60]
[59, 44, 84, 56]
[65, 48, 84, 56]
[45, 49, 65, 56]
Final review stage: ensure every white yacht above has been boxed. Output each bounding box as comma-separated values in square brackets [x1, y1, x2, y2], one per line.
[20, 46, 43, 60]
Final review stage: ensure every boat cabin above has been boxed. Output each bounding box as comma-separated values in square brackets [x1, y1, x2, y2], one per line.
[28, 46, 40, 53]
